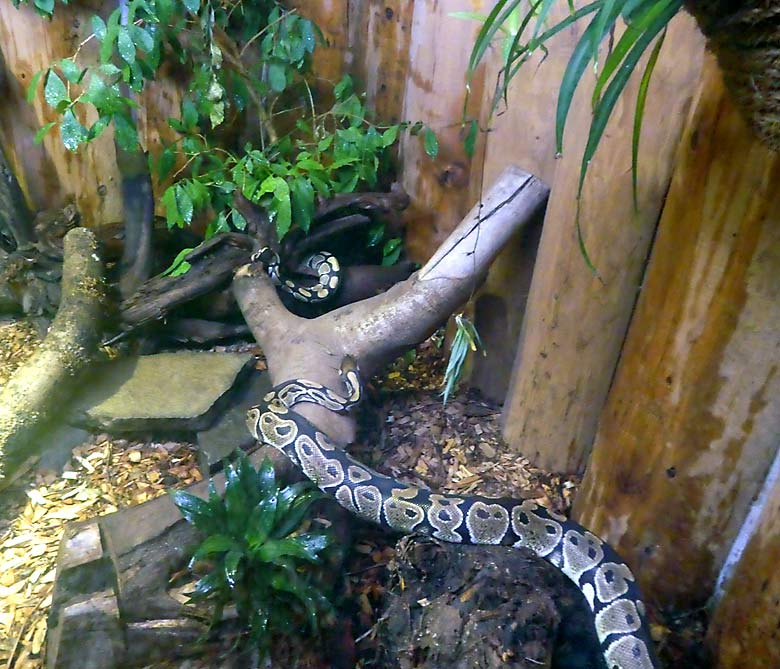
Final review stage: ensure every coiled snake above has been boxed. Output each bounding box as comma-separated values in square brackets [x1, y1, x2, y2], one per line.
[246, 357, 658, 669]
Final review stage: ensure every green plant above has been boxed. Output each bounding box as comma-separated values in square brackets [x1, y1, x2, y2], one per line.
[461, 0, 682, 266]
[441, 314, 485, 404]
[171, 454, 334, 652]
[21, 0, 439, 256]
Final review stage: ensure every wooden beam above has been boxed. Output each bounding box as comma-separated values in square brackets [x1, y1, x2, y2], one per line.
[501, 14, 704, 472]
[707, 452, 780, 668]
[574, 57, 780, 609]
[346, 0, 414, 126]
[399, 0, 490, 263]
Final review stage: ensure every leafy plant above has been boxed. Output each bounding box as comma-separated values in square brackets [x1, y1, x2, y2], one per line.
[21, 0, 439, 262]
[461, 0, 682, 209]
[441, 314, 485, 404]
[172, 454, 334, 652]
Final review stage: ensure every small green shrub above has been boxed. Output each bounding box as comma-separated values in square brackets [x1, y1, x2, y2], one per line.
[172, 454, 334, 652]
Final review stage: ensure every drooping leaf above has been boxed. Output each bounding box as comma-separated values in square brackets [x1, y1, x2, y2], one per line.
[632, 29, 666, 209]
[463, 119, 478, 158]
[422, 127, 439, 158]
[60, 110, 88, 151]
[26, 70, 45, 104]
[44, 71, 68, 110]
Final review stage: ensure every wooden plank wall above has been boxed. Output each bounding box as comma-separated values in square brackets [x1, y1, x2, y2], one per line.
[500, 13, 705, 472]
[4, 2, 780, 648]
[574, 56, 780, 614]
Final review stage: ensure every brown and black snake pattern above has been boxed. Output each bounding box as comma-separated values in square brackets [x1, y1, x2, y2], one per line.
[246, 358, 658, 669]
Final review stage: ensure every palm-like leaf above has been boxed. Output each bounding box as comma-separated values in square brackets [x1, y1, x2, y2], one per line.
[462, 0, 682, 226]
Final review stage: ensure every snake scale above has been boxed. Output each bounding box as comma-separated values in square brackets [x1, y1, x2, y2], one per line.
[246, 357, 658, 669]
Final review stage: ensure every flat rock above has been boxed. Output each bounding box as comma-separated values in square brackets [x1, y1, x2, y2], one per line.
[68, 352, 255, 432]
[196, 371, 271, 471]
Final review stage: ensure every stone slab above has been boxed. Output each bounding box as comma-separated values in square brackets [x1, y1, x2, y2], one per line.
[196, 370, 271, 471]
[68, 352, 255, 432]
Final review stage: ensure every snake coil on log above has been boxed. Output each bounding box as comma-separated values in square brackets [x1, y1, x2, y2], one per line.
[246, 356, 658, 669]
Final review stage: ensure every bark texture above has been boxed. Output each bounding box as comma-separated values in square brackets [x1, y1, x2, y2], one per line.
[233, 166, 550, 446]
[0, 227, 105, 477]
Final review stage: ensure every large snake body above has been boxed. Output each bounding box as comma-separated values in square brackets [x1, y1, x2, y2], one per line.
[246, 359, 658, 669]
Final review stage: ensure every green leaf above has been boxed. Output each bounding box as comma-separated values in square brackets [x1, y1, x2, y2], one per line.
[101, 11, 121, 64]
[463, 119, 478, 158]
[33, 0, 54, 16]
[43, 71, 68, 109]
[632, 29, 666, 210]
[290, 177, 315, 232]
[577, 0, 680, 200]
[172, 490, 216, 529]
[381, 125, 399, 148]
[157, 146, 176, 180]
[59, 58, 84, 84]
[554, 2, 621, 154]
[181, 98, 198, 130]
[333, 74, 353, 101]
[267, 62, 287, 92]
[382, 237, 402, 266]
[91, 15, 107, 42]
[113, 112, 138, 151]
[117, 27, 136, 64]
[26, 70, 45, 104]
[88, 115, 111, 141]
[33, 121, 57, 145]
[161, 246, 195, 277]
[231, 209, 247, 231]
[162, 186, 181, 229]
[224, 549, 243, 588]
[188, 571, 225, 600]
[174, 184, 194, 226]
[366, 222, 385, 247]
[257, 458, 277, 499]
[182, 0, 200, 13]
[130, 25, 154, 53]
[591, 0, 678, 108]
[273, 179, 291, 238]
[271, 490, 325, 539]
[192, 534, 238, 559]
[316, 135, 333, 153]
[466, 0, 512, 80]
[60, 110, 88, 151]
[254, 533, 330, 563]
[246, 493, 279, 549]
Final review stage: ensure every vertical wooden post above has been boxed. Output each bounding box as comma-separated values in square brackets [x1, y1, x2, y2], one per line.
[346, 0, 414, 125]
[399, 0, 490, 262]
[501, 14, 704, 472]
[467, 4, 583, 401]
[707, 453, 780, 668]
[574, 57, 780, 609]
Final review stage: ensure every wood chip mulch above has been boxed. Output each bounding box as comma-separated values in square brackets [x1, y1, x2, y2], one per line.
[0, 319, 202, 669]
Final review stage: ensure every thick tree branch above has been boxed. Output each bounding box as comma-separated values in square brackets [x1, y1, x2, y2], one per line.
[233, 166, 549, 444]
[0, 228, 106, 478]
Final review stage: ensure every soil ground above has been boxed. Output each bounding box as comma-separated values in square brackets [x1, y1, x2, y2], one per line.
[0, 318, 709, 669]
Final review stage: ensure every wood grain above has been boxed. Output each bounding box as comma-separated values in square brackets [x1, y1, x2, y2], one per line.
[708, 466, 780, 668]
[501, 14, 704, 472]
[574, 57, 780, 609]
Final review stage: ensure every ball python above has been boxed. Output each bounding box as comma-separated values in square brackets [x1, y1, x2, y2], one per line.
[246, 358, 658, 669]
[250, 246, 341, 303]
